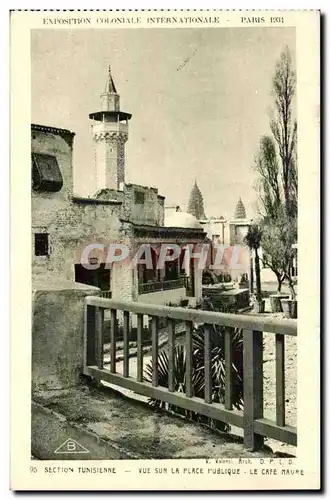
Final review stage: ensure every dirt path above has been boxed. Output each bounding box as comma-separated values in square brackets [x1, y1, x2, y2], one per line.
[262, 331, 297, 455]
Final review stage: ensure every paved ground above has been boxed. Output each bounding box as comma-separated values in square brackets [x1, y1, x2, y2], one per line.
[33, 386, 277, 460]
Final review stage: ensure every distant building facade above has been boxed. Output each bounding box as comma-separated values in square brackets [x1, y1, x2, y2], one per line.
[191, 190, 278, 285]
[198, 198, 251, 281]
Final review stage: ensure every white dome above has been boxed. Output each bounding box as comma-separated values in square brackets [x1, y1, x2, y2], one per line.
[164, 211, 203, 229]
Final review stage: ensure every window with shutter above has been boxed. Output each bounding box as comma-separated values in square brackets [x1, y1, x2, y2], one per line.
[32, 153, 63, 192]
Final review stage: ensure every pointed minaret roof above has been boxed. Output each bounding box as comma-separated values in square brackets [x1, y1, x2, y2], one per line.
[104, 65, 117, 94]
[234, 197, 247, 219]
[187, 180, 207, 220]
[89, 65, 132, 122]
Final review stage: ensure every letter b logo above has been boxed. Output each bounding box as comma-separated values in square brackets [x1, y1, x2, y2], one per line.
[67, 441, 76, 452]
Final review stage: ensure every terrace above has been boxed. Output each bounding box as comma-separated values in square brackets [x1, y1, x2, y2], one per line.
[31, 281, 297, 459]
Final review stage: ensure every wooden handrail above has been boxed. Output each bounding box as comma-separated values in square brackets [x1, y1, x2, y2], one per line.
[85, 296, 297, 336]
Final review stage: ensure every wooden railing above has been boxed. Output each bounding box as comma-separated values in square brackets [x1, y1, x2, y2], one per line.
[83, 297, 297, 451]
[138, 277, 186, 295]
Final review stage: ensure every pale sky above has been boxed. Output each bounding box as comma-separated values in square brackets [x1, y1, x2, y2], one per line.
[31, 27, 295, 219]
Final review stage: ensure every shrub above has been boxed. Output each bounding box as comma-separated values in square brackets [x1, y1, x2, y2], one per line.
[144, 322, 243, 433]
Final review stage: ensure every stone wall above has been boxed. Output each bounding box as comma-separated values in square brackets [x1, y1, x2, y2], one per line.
[93, 131, 128, 191]
[157, 195, 165, 226]
[31, 126, 74, 201]
[111, 263, 134, 302]
[122, 183, 164, 226]
[31, 125, 204, 305]
[32, 278, 100, 392]
[193, 266, 203, 300]
[32, 126, 123, 285]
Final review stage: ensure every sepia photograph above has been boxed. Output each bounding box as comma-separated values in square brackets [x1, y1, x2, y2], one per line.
[10, 10, 320, 491]
[31, 24, 298, 459]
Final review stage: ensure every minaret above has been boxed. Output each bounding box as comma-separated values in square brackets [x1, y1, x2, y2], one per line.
[89, 66, 132, 191]
[234, 197, 247, 219]
[230, 197, 250, 245]
[187, 180, 207, 220]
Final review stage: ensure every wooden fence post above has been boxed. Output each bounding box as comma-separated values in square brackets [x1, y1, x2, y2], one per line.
[95, 307, 104, 370]
[243, 329, 264, 451]
[85, 304, 96, 368]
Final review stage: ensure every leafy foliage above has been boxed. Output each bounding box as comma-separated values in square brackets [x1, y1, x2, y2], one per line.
[253, 46, 298, 298]
[255, 136, 282, 221]
[256, 47, 297, 220]
[244, 224, 262, 251]
[261, 209, 297, 297]
[270, 46, 297, 220]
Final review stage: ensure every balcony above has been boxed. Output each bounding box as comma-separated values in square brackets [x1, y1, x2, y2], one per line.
[92, 121, 128, 135]
[138, 277, 187, 295]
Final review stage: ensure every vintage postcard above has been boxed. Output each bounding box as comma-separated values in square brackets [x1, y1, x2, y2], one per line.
[10, 9, 320, 491]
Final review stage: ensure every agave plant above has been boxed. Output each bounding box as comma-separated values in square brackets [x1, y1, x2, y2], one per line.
[144, 343, 203, 419]
[192, 324, 244, 409]
[144, 320, 244, 433]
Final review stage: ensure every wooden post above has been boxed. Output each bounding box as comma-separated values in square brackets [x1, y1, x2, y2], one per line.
[110, 309, 117, 373]
[168, 318, 175, 392]
[151, 317, 159, 387]
[276, 334, 286, 426]
[123, 311, 130, 378]
[204, 324, 212, 404]
[225, 328, 233, 410]
[95, 307, 104, 370]
[85, 304, 97, 369]
[185, 321, 193, 398]
[243, 329, 264, 450]
[136, 314, 144, 382]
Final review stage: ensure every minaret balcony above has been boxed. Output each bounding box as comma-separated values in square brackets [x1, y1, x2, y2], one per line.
[92, 121, 128, 136]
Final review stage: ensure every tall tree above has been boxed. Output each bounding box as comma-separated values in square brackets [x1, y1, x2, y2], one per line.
[270, 46, 297, 219]
[253, 47, 298, 297]
[255, 135, 282, 220]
